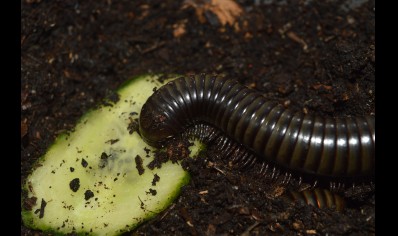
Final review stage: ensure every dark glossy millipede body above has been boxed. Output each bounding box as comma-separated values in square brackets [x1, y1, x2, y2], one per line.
[139, 75, 375, 183]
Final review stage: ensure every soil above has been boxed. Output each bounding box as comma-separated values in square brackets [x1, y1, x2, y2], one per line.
[21, 0, 375, 235]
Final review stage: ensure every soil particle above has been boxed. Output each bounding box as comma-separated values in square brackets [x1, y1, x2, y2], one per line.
[135, 155, 145, 175]
[146, 188, 157, 196]
[152, 174, 160, 186]
[127, 118, 140, 134]
[84, 190, 95, 201]
[81, 158, 88, 168]
[99, 152, 110, 169]
[100, 152, 109, 160]
[69, 178, 80, 192]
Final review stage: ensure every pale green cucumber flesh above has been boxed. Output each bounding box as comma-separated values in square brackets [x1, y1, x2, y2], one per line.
[22, 75, 204, 236]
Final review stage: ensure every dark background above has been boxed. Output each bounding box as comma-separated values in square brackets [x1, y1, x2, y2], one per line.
[21, 0, 375, 235]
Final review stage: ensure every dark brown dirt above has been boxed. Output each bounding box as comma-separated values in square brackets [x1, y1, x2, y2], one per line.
[21, 0, 375, 235]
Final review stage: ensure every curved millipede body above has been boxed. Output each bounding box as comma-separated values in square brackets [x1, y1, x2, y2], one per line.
[139, 75, 375, 184]
[282, 188, 345, 212]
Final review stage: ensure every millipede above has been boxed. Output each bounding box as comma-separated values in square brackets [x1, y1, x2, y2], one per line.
[139, 74, 375, 209]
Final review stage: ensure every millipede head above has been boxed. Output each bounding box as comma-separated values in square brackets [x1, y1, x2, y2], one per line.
[139, 103, 175, 148]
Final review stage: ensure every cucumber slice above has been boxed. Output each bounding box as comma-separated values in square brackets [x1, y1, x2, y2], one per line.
[22, 75, 202, 235]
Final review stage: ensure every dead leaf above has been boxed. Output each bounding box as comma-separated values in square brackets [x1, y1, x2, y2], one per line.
[209, 0, 243, 26]
[183, 0, 243, 27]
